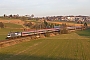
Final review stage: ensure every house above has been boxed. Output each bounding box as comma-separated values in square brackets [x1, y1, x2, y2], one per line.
[67, 16, 75, 21]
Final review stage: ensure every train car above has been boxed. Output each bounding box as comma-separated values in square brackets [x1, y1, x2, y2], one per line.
[22, 31, 34, 36]
[45, 29, 54, 33]
[37, 30, 46, 34]
[67, 26, 76, 30]
[21, 31, 30, 36]
[30, 31, 37, 35]
[75, 26, 82, 29]
[54, 28, 60, 32]
[6, 32, 22, 39]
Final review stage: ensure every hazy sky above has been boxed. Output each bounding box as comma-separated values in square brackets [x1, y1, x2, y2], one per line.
[0, 0, 90, 17]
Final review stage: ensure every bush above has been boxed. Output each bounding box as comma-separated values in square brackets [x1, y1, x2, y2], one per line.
[84, 22, 87, 27]
[0, 22, 4, 28]
[60, 23, 68, 34]
[23, 22, 33, 27]
[60, 28, 69, 34]
[45, 32, 50, 37]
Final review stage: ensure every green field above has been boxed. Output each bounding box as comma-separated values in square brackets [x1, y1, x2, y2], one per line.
[4, 23, 23, 28]
[0, 29, 90, 60]
[76, 29, 90, 37]
[0, 17, 19, 20]
[25, 20, 37, 22]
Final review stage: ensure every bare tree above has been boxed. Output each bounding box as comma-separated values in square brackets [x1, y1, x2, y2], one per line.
[4, 14, 6, 17]
[31, 14, 34, 18]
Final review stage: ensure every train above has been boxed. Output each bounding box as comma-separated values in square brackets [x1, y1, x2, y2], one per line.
[6, 28, 60, 39]
[6, 26, 83, 39]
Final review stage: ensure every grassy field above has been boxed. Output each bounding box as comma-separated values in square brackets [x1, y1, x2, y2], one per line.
[76, 29, 90, 37]
[0, 17, 19, 20]
[0, 29, 90, 60]
[25, 20, 38, 22]
[4, 23, 23, 28]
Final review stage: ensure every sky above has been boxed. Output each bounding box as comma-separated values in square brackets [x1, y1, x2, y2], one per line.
[0, 0, 90, 17]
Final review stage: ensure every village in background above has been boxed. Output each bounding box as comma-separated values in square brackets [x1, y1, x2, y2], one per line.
[1, 14, 90, 22]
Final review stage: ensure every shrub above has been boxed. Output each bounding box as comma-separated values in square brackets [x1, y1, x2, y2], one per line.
[23, 22, 33, 27]
[60, 23, 68, 34]
[0, 22, 4, 28]
[60, 28, 69, 34]
[45, 32, 50, 37]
